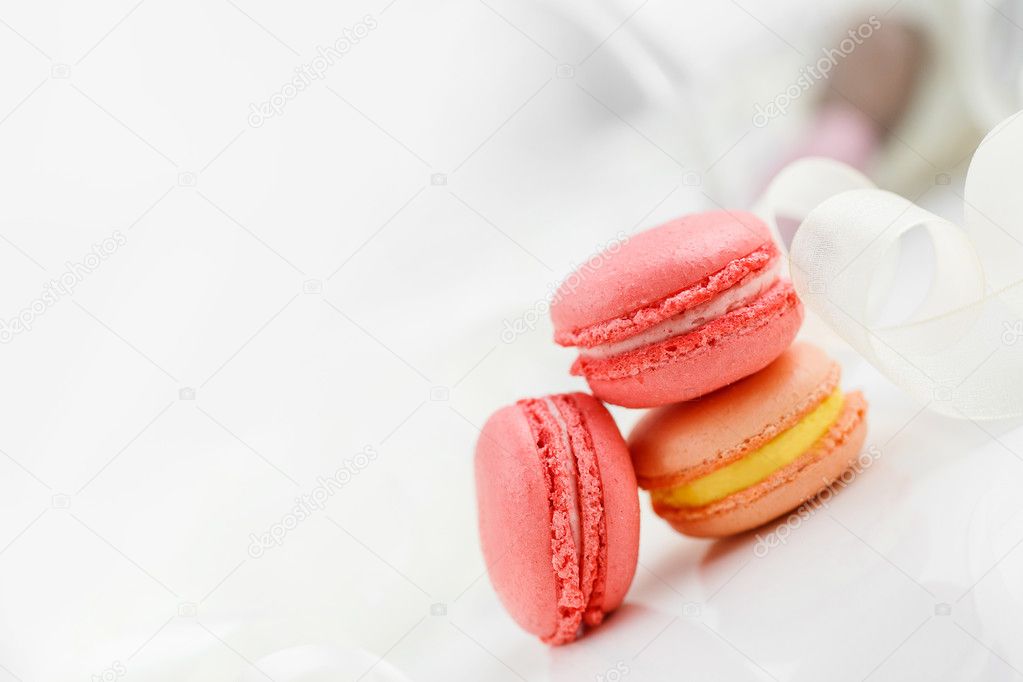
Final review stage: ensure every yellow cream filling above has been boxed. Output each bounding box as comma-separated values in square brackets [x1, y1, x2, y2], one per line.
[652, 388, 844, 508]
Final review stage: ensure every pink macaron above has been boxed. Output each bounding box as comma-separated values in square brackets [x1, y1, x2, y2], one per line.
[550, 211, 803, 408]
[474, 393, 640, 644]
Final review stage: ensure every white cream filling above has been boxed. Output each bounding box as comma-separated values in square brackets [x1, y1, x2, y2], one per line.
[544, 397, 582, 567]
[579, 262, 781, 360]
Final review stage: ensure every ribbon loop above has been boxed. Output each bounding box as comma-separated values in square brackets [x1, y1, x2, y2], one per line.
[758, 111, 1023, 420]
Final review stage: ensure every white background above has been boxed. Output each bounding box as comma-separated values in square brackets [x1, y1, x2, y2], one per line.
[1, 0, 1022, 680]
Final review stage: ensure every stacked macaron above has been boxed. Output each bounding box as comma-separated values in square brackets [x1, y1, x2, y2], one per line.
[629, 343, 868, 537]
[474, 210, 869, 644]
[550, 211, 803, 408]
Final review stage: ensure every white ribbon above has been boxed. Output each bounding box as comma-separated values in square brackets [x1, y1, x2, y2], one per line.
[755, 111, 1023, 420]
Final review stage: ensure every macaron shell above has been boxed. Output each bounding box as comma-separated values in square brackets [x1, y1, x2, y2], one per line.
[628, 341, 837, 486]
[550, 211, 771, 336]
[475, 404, 560, 639]
[571, 394, 640, 615]
[655, 390, 868, 538]
[555, 243, 779, 349]
[585, 286, 803, 409]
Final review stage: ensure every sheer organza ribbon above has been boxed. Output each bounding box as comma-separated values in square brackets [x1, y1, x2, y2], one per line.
[755, 110, 1023, 420]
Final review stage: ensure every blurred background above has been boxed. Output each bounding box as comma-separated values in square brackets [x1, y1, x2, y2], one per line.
[1, 0, 1022, 680]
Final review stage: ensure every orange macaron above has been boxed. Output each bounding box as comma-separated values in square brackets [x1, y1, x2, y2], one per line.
[628, 342, 868, 537]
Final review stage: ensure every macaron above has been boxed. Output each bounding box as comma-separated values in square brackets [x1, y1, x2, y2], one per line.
[474, 392, 640, 644]
[550, 211, 804, 408]
[628, 342, 868, 537]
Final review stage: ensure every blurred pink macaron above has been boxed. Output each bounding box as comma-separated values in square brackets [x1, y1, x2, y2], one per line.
[474, 392, 639, 644]
[551, 211, 803, 408]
